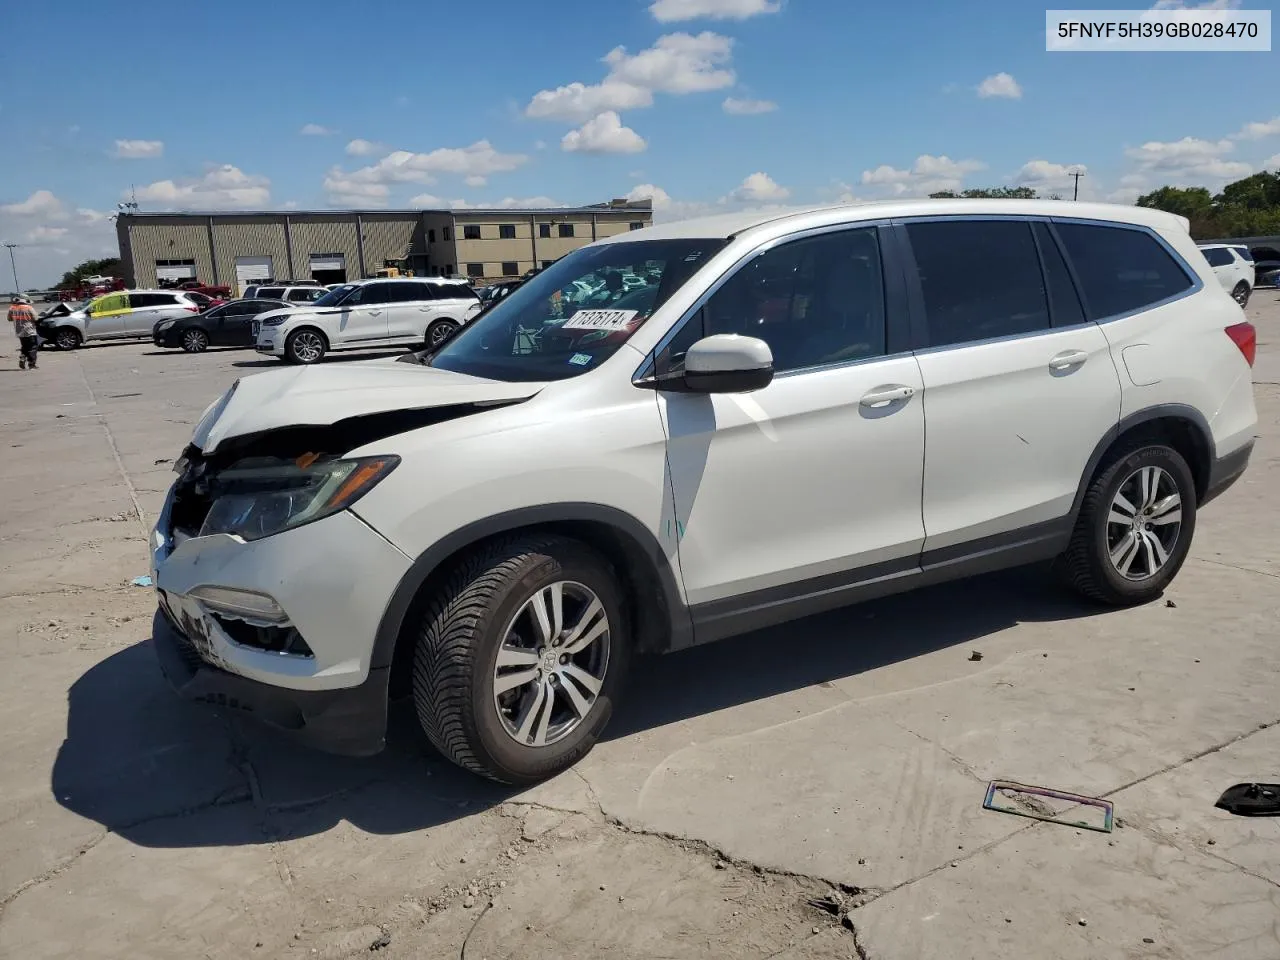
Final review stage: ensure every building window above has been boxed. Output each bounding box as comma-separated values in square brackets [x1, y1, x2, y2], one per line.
[629, 222, 645, 231]
[538, 223, 551, 238]
[464, 225, 482, 240]
[466, 263, 485, 278]
[501, 261, 518, 277]
[156, 258, 196, 266]
[499, 224, 517, 240]
[558, 223, 575, 238]
[429, 265, 439, 276]
[443, 227, 450, 241]
[541, 260, 554, 269]
[445, 264, 454, 275]
[428, 229, 436, 243]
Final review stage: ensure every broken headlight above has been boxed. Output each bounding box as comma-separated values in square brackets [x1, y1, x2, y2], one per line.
[199, 454, 399, 542]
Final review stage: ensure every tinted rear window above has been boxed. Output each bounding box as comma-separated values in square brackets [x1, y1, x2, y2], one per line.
[906, 219, 1050, 347]
[1056, 223, 1193, 319]
[1233, 246, 1253, 262]
[257, 287, 285, 298]
[1201, 247, 1234, 267]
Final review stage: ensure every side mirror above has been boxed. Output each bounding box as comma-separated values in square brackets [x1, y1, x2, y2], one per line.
[681, 334, 774, 393]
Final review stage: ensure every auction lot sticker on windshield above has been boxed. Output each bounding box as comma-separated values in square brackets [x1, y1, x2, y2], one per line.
[563, 309, 638, 331]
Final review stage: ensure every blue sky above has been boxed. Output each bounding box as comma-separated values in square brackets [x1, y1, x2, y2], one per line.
[1, 0, 1277, 286]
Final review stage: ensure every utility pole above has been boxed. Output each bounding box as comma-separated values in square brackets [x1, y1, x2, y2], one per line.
[3, 243, 20, 296]
[1070, 169, 1085, 201]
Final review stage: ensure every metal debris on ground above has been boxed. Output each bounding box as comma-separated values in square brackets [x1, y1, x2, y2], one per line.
[368, 931, 392, 951]
[968, 650, 984, 661]
[982, 780, 1114, 833]
[1214, 782, 1280, 817]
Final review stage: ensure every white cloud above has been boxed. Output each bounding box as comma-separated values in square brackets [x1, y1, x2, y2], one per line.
[1014, 160, 1088, 189]
[976, 73, 1022, 99]
[649, 0, 779, 21]
[330, 141, 529, 196]
[534, 140, 548, 151]
[323, 171, 391, 207]
[135, 164, 271, 209]
[606, 32, 735, 93]
[346, 138, 383, 156]
[624, 183, 714, 221]
[409, 193, 446, 207]
[446, 196, 562, 210]
[464, 175, 487, 187]
[861, 154, 986, 195]
[726, 172, 790, 202]
[300, 123, 336, 136]
[1, 189, 66, 218]
[1232, 116, 1280, 140]
[561, 112, 648, 154]
[526, 81, 654, 124]
[113, 139, 164, 159]
[1266, 153, 1280, 170]
[525, 32, 733, 122]
[1150, 0, 1240, 8]
[26, 225, 68, 243]
[723, 96, 777, 115]
[1120, 135, 1252, 191]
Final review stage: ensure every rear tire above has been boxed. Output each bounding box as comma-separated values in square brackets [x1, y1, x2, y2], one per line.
[411, 535, 629, 784]
[285, 328, 327, 364]
[54, 327, 82, 350]
[1231, 282, 1250, 307]
[181, 328, 210, 353]
[1057, 440, 1197, 606]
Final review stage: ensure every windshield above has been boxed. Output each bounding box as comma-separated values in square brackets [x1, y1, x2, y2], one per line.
[314, 283, 358, 307]
[428, 239, 725, 382]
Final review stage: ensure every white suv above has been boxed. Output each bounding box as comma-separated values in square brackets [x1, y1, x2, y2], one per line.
[253, 277, 483, 363]
[1197, 243, 1254, 306]
[39, 289, 201, 349]
[150, 200, 1257, 784]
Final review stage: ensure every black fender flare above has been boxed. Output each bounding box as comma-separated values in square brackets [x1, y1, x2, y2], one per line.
[369, 503, 693, 673]
[1068, 403, 1214, 523]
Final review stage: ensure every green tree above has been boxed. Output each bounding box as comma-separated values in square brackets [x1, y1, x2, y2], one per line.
[1214, 172, 1280, 211]
[56, 257, 121, 290]
[1135, 186, 1214, 219]
[927, 186, 1038, 199]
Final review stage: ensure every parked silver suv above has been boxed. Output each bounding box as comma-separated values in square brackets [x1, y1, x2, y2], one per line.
[38, 290, 201, 350]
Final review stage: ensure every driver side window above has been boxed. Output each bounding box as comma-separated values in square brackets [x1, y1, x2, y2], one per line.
[656, 227, 888, 377]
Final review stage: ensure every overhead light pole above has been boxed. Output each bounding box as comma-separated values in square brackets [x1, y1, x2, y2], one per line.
[3, 243, 20, 295]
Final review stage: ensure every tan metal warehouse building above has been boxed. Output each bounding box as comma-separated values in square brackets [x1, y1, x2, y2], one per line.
[116, 199, 654, 295]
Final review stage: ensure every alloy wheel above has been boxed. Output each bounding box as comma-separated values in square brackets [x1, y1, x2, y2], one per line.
[56, 330, 80, 350]
[492, 580, 611, 748]
[291, 330, 323, 362]
[182, 329, 208, 352]
[1106, 465, 1183, 581]
[429, 321, 457, 346]
[1233, 284, 1250, 307]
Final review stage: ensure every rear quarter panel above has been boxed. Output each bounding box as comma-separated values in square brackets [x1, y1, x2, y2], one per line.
[1102, 227, 1256, 457]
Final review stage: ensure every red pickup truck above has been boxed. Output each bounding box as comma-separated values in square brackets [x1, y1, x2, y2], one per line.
[177, 280, 233, 298]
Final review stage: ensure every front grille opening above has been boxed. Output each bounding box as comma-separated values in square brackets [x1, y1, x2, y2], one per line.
[210, 614, 315, 658]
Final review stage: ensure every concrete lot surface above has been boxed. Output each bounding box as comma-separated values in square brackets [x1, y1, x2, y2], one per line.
[1, 295, 1277, 959]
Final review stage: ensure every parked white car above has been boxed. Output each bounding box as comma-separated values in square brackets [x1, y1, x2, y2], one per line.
[1197, 243, 1253, 306]
[151, 199, 1256, 785]
[253, 277, 483, 363]
[37, 289, 201, 349]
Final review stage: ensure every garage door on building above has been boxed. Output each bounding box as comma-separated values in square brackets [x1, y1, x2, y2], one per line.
[309, 253, 347, 285]
[234, 256, 274, 296]
[155, 259, 197, 282]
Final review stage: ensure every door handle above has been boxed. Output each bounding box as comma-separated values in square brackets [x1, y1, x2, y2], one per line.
[859, 384, 916, 408]
[368, 310, 382, 316]
[1048, 349, 1088, 372]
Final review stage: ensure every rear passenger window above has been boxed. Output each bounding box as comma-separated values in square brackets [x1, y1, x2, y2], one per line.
[1200, 248, 1233, 267]
[1055, 223, 1193, 319]
[1033, 222, 1085, 327]
[906, 220, 1049, 347]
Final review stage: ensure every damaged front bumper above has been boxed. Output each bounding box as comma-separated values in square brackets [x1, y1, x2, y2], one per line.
[150, 483, 413, 755]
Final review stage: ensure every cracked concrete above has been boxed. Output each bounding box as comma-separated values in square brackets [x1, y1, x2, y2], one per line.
[1, 292, 1278, 959]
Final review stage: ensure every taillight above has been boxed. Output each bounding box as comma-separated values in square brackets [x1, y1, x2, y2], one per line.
[1225, 321, 1256, 367]
[185, 306, 199, 313]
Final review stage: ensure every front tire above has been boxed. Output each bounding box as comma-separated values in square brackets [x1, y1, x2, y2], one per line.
[1058, 441, 1197, 605]
[181, 328, 210, 353]
[412, 536, 630, 784]
[1231, 282, 1251, 308]
[55, 327, 82, 350]
[285, 328, 327, 364]
[425, 318, 458, 349]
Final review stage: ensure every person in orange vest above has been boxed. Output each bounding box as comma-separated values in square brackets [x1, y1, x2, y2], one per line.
[8, 296, 39, 370]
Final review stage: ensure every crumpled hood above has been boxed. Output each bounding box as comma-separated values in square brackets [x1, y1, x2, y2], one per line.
[191, 360, 546, 453]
